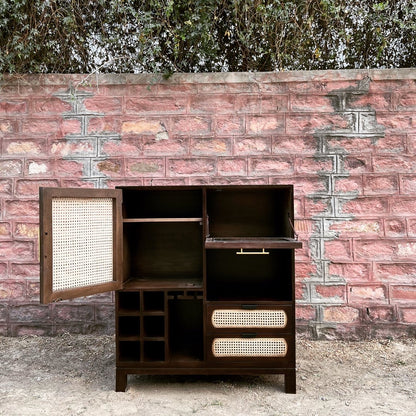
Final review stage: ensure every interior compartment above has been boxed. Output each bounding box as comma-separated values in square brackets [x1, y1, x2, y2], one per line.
[122, 188, 203, 219]
[143, 316, 165, 337]
[143, 291, 165, 312]
[118, 341, 141, 362]
[125, 222, 203, 283]
[143, 341, 165, 361]
[168, 298, 203, 361]
[118, 316, 140, 338]
[118, 292, 140, 312]
[206, 187, 293, 238]
[206, 249, 293, 301]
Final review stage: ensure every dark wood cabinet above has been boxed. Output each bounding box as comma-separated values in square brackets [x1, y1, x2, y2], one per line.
[40, 185, 301, 393]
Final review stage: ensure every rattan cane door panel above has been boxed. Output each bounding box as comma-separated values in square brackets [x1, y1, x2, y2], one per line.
[40, 187, 123, 303]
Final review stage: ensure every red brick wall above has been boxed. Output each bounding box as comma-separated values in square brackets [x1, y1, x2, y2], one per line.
[1, 70, 415, 339]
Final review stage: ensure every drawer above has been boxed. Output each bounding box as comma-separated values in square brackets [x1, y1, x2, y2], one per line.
[206, 303, 293, 333]
[206, 333, 294, 367]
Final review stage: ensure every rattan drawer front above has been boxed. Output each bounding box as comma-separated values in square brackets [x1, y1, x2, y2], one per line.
[212, 309, 287, 329]
[212, 337, 287, 357]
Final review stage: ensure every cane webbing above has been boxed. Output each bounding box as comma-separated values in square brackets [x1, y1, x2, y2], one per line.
[51, 197, 114, 291]
[212, 338, 287, 357]
[212, 309, 287, 328]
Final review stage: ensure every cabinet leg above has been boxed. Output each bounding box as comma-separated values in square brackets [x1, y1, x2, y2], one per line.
[116, 370, 127, 392]
[284, 370, 296, 394]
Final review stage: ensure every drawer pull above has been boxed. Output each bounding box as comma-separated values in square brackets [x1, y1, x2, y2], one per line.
[212, 309, 287, 328]
[236, 248, 269, 255]
[212, 338, 287, 357]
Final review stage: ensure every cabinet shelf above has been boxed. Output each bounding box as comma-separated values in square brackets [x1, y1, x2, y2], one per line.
[124, 278, 203, 290]
[124, 217, 203, 223]
[205, 237, 302, 249]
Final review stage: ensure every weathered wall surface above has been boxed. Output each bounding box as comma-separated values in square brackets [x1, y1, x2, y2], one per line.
[1, 69, 415, 339]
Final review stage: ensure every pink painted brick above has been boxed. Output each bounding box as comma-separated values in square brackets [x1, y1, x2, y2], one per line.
[373, 155, 416, 173]
[14, 223, 39, 239]
[376, 112, 416, 132]
[343, 155, 371, 174]
[26, 160, 52, 176]
[0, 222, 11, 238]
[304, 196, 332, 216]
[0, 159, 23, 176]
[214, 116, 244, 134]
[323, 306, 360, 323]
[9, 304, 50, 322]
[324, 239, 352, 261]
[126, 158, 165, 177]
[397, 92, 416, 110]
[407, 218, 416, 237]
[347, 93, 391, 111]
[126, 97, 186, 114]
[374, 134, 405, 153]
[286, 113, 351, 134]
[191, 137, 232, 156]
[391, 285, 416, 302]
[0, 119, 17, 133]
[384, 218, 407, 237]
[329, 262, 371, 281]
[391, 197, 416, 215]
[348, 284, 388, 304]
[0, 179, 13, 196]
[296, 305, 316, 321]
[235, 95, 260, 113]
[50, 139, 96, 157]
[315, 284, 346, 300]
[354, 240, 396, 261]
[10, 324, 52, 337]
[246, 115, 285, 134]
[11, 263, 39, 277]
[0, 281, 26, 300]
[249, 156, 294, 176]
[340, 197, 388, 216]
[0, 100, 27, 114]
[375, 263, 416, 283]
[30, 98, 71, 114]
[5, 200, 39, 218]
[365, 306, 396, 322]
[190, 94, 235, 113]
[168, 158, 216, 176]
[52, 304, 94, 321]
[26, 280, 40, 300]
[93, 159, 124, 177]
[22, 119, 59, 134]
[363, 174, 399, 195]
[16, 179, 59, 197]
[276, 176, 327, 195]
[142, 137, 188, 156]
[234, 137, 271, 155]
[102, 137, 141, 156]
[171, 117, 211, 135]
[272, 135, 316, 154]
[89, 116, 121, 134]
[327, 137, 373, 154]
[0, 241, 34, 261]
[84, 97, 123, 114]
[400, 308, 416, 323]
[295, 156, 334, 174]
[333, 176, 363, 194]
[5, 139, 45, 155]
[217, 158, 247, 176]
[54, 159, 85, 177]
[291, 94, 333, 112]
[329, 219, 383, 237]
[400, 175, 416, 194]
[260, 95, 288, 113]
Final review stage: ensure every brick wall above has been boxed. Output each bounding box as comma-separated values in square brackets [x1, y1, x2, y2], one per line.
[1, 69, 415, 339]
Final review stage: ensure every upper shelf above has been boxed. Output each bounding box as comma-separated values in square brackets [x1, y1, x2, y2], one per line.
[205, 237, 302, 249]
[123, 217, 203, 223]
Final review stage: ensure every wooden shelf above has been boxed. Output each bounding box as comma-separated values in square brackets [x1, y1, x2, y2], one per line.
[123, 277, 203, 290]
[123, 217, 202, 223]
[205, 237, 302, 249]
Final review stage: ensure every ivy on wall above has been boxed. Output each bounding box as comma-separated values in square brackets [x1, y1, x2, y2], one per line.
[1, 0, 415, 74]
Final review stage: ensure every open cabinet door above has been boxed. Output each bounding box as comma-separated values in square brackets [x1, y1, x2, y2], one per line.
[40, 187, 123, 304]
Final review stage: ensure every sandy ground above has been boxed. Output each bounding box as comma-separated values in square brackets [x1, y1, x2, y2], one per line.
[0, 335, 415, 416]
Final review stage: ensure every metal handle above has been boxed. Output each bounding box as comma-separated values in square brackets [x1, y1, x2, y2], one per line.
[236, 248, 269, 255]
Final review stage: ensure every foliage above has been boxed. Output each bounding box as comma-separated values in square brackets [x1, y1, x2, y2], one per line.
[0, 0, 415, 74]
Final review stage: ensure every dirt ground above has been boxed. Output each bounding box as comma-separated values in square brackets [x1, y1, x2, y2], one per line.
[0, 335, 415, 416]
